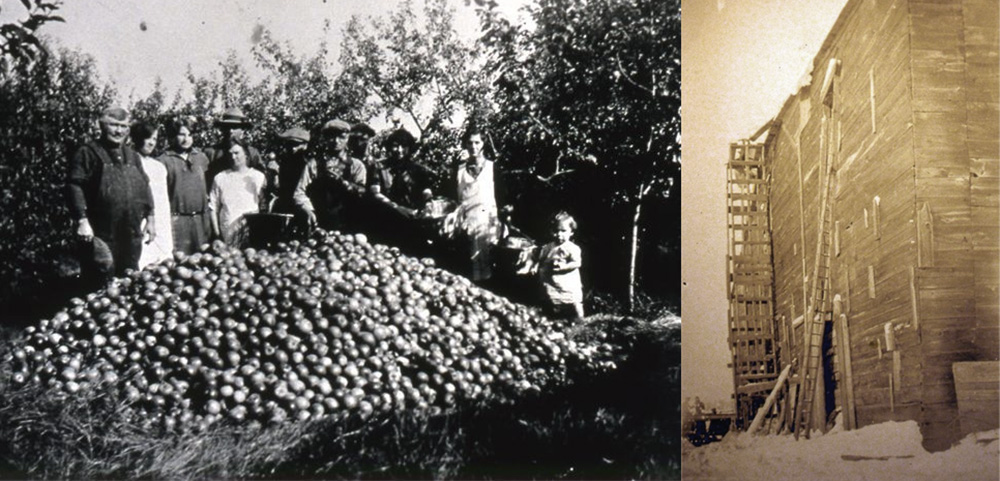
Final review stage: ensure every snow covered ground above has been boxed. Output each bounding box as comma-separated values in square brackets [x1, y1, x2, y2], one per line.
[682, 419, 999, 481]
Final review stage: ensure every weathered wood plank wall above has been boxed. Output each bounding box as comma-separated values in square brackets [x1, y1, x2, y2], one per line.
[910, 0, 999, 451]
[763, 0, 998, 449]
[767, 0, 921, 432]
[962, 0, 999, 361]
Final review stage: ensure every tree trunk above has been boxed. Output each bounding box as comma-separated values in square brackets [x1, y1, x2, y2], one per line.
[628, 182, 653, 312]
[628, 200, 642, 312]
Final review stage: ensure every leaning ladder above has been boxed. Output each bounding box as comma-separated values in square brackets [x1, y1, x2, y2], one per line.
[793, 164, 836, 439]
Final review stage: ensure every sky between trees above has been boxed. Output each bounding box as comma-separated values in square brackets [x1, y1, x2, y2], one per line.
[7, 0, 526, 108]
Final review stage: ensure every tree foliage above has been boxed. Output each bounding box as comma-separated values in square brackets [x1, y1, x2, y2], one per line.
[129, 26, 358, 158]
[0, 46, 115, 313]
[0, 0, 680, 318]
[339, 0, 490, 180]
[477, 0, 681, 302]
[0, 0, 65, 80]
[481, 0, 680, 193]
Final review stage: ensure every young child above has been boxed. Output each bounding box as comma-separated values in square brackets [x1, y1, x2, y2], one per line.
[536, 212, 584, 320]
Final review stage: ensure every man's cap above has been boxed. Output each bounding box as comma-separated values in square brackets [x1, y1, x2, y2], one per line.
[99, 107, 131, 125]
[384, 128, 417, 149]
[322, 119, 352, 134]
[351, 123, 376, 137]
[215, 107, 253, 129]
[279, 127, 311, 144]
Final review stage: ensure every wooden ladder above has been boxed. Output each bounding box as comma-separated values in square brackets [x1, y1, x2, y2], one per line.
[793, 165, 836, 439]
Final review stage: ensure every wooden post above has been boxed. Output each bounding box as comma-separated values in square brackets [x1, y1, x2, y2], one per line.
[750, 364, 793, 435]
[909, 266, 920, 336]
[917, 203, 934, 267]
[833, 295, 847, 430]
[812, 355, 827, 433]
[786, 381, 800, 434]
[838, 312, 857, 430]
[889, 372, 895, 413]
[869, 67, 876, 133]
[868, 266, 876, 299]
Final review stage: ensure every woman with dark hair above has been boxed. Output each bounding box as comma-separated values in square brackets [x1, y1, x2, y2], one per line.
[452, 125, 501, 282]
[131, 121, 173, 268]
[207, 141, 267, 247]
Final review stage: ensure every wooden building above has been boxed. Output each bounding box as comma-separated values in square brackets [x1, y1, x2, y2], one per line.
[727, 0, 998, 450]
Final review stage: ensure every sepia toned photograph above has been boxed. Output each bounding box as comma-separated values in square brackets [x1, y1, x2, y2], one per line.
[682, 0, 998, 479]
[0, 0, 681, 479]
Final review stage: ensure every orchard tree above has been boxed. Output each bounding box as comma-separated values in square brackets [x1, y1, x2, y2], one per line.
[164, 28, 358, 156]
[339, 0, 491, 177]
[0, 45, 115, 313]
[0, 0, 64, 80]
[247, 26, 362, 152]
[479, 0, 680, 310]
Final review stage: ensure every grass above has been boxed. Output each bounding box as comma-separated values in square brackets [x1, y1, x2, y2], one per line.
[0, 305, 679, 480]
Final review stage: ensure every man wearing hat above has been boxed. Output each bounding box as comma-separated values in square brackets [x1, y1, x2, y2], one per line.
[293, 119, 367, 231]
[67, 106, 156, 281]
[204, 107, 264, 183]
[269, 126, 312, 219]
[372, 128, 433, 213]
[367, 128, 435, 253]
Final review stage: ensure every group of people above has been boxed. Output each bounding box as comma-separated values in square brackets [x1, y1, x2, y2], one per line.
[67, 106, 586, 319]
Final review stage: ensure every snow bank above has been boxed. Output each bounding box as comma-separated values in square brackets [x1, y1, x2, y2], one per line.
[682, 420, 999, 481]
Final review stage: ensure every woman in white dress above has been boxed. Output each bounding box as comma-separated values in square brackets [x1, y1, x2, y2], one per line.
[132, 122, 173, 268]
[208, 142, 266, 247]
[454, 126, 501, 282]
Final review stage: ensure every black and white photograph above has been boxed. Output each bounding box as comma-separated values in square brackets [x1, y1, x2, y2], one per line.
[681, 0, 998, 479]
[0, 0, 680, 479]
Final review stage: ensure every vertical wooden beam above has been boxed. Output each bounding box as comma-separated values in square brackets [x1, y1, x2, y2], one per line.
[833, 295, 847, 429]
[872, 196, 881, 240]
[868, 265, 876, 299]
[834, 221, 841, 257]
[917, 203, 934, 267]
[838, 312, 857, 430]
[796, 134, 807, 320]
[813, 356, 827, 432]
[869, 67, 876, 134]
[909, 266, 920, 335]
[889, 372, 895, 413]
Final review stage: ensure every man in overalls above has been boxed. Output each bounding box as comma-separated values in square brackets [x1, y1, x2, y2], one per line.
[292, 119, 367, 232]
[67, 107, 156, 282]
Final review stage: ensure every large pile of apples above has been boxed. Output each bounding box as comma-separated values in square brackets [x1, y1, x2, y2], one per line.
[4, 232, 615, 432]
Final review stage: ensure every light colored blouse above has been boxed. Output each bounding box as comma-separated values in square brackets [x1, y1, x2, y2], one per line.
[208, 168, 266, 246]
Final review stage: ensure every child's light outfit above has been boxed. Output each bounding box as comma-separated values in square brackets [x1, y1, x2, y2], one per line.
[208, 168, 266, 246]
[138, 155, 174, 268]
[537, 239, 584, 317]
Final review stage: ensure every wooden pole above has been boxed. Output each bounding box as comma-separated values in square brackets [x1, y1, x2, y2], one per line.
[749, 364, 793, 435]
[833, 295, 847, 429]
[813, 348, 827, 433]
